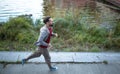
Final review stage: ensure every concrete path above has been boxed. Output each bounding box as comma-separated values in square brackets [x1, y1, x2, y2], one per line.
[0, 63, 120, 74]
[0, 51, 120, 63]
[0, 51, 120, 74]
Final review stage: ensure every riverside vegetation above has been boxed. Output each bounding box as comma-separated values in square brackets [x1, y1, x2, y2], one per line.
[0, 9, 120, 52]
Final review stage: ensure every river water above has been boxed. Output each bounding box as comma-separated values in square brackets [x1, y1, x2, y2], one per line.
[0, 0, 43, 22]
[0, 0, 119, 24]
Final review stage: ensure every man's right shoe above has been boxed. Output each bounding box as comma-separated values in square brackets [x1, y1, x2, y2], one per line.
[50, 66, 58, 71]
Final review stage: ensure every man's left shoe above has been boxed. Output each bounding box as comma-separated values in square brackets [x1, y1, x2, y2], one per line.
[50, 66, 58, 71]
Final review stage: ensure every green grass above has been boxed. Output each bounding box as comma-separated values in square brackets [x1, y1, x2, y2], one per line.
[0, 40, 36, 51]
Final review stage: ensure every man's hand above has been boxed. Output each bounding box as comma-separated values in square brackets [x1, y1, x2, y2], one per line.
[48, 43, 53, 49]
[54, 33, 58, 37]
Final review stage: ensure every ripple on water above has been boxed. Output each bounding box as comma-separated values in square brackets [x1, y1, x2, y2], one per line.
[0, 0, 43, 22]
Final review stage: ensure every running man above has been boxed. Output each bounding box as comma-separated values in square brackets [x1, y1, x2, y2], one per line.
[22, 16, 58, 71]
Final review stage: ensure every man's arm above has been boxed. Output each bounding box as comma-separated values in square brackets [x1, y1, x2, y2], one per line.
[35, 29, 48, 46]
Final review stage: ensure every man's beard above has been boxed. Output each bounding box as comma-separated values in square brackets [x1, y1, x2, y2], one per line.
[49, 24, 53, 27]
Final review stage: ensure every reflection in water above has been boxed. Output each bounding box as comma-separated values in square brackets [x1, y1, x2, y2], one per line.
[0, 0, 119, 23]
[43, 0, 96, 17]
[43, 0, 120, 29]
[0, 0, 97, 22]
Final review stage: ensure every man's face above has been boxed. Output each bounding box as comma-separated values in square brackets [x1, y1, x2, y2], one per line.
[48, 18, 53, 27]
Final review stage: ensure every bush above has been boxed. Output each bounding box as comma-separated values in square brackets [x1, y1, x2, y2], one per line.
[0, 15, 37, 43]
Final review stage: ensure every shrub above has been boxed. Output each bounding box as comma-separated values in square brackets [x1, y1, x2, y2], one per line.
[0, 15, 37, 43]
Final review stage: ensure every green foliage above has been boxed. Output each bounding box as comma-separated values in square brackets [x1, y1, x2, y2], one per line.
[90, 45, 101, 52]
[114, 21, 120, 36]
[0, 8, 120, 51]
[0, 15, 37, 43]
[103, 60, 108, 64]
[52, 9, 120, 51]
